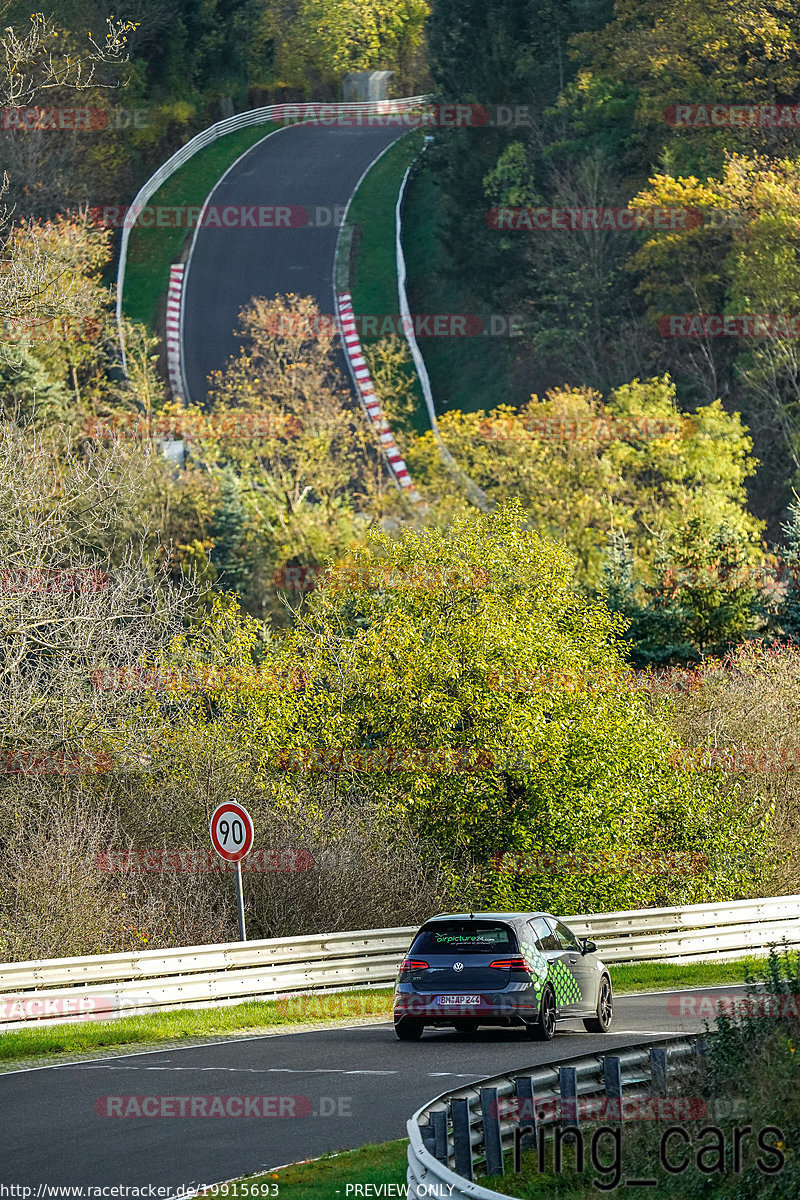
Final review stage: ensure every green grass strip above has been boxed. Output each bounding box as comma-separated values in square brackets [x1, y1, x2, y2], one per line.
[345, 132, 420, 319]
[0, 956, 769, 1068]
[232, 1139, 409, 1199]
[343, 131, 429, 435]
[123, 124, 280, 331]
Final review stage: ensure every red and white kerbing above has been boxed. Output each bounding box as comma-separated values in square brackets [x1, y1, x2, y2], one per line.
[166, 263, 184, 400]
[337, 292, 424, 505]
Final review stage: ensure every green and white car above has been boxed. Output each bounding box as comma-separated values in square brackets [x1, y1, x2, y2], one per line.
[393, 911, 613, 1041]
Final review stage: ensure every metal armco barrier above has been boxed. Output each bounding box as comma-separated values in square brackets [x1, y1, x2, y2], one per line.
[407, 1036, 703, 1199]
[1, 894, 798, 1030]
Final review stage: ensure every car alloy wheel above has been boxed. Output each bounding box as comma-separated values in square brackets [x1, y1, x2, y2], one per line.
[584, 977, 613, 1033]
[528, 985, 556, 1040]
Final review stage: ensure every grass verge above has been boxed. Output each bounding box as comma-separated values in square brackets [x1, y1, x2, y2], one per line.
[342, 131, 428, 436]
[123, 124, 280, 330]
[0, 956, 770, 1068]
[401, 160, 520, 416]
[233, 1140, 408, 1199]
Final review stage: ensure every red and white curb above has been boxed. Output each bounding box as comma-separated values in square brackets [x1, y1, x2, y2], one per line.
[166, 264, 184, 400]
[337, 292, 423, 505]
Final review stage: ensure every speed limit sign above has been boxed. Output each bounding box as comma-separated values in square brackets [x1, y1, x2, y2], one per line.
[209, 801, 254, 862]
[210, 802, 254, 942]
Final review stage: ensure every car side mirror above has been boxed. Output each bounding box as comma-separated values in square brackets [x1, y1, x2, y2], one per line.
[581, 938, 597, 955]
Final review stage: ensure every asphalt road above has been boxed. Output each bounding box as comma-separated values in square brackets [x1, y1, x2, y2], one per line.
[0, 985, 743, 1191]
[181, 123, 408, 407]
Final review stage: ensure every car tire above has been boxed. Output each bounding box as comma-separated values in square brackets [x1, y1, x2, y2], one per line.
[527, 985, 556, 1041]
[453, 1019, 479, 1034]
[583, 976, 613, 1033]
[394, 1018, 424, 1041]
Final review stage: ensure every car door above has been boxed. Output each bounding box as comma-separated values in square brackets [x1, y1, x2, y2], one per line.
[548, 917, 595, 1014]
[526, 916, 578, 1015]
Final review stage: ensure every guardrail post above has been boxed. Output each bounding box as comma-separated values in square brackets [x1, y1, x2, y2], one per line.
[451, 1098, 474, 1181]
[431, 1109, 449, 1164]
[480, 1087, 504, 1178]
[515, 1075, 537, 1148]
[513, 1075, 537, 1174]
[695, 1037, 708, 1058]
[603, 1055, 624, 1122]
[420, 1122, 436, 1156]
[650, 1046, 667, 1097]
[559, 1066, 579, 1126]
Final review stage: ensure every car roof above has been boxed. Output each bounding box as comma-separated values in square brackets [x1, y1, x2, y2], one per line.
[423, 911, 553, 923]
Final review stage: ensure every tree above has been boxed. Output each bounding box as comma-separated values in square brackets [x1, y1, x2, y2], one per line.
[773, 498, 800, 642]
[0, 421, 195, 767]
[605, 519, 765, 667]
[201, 293, 407, 617]
[424, 0, 614, 304]
[209, 466, 251, 594]
[164, 501, 769, 913]
[267, 0, 429, 86]
[408, 376, 765, 587]
[631, 155, 800, 469]
[0, 12, 133, 328]
[572, 0, 800, 153]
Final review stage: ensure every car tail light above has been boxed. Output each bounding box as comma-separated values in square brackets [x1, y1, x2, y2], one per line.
[400, 958, 429, 971]
[489, 956, 528, 970]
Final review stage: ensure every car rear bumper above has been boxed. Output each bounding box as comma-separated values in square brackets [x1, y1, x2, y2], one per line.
[393, 988, 542, 1024]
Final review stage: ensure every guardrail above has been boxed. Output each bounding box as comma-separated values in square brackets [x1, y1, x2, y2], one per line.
[114, 96, 429, 369]
[1, 894, 797, 1030]
[407, 1036, 704, 1199]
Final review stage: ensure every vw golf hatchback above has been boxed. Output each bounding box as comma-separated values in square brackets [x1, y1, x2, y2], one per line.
[393, 911, 612, 1040]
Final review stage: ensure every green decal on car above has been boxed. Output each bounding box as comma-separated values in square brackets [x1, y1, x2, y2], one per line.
[548, 958, 582, 1006]
[518, 936, 548, 987]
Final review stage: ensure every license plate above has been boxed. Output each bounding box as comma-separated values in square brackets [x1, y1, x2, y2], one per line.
[436, 994, 482, 1006]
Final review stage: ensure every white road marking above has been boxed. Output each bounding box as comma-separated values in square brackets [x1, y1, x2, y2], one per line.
[427, 1072, 478, 1078]
[78, 1064, 396, 1075]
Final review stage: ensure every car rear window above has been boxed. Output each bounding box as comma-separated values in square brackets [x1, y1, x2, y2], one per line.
[411, 921, 518, 955]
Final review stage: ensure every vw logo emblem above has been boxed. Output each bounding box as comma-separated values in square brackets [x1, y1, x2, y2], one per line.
[454, 962, 464, 972]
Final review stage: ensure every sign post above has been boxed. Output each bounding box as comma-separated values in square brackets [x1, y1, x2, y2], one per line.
[209, 801, 254, 942]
